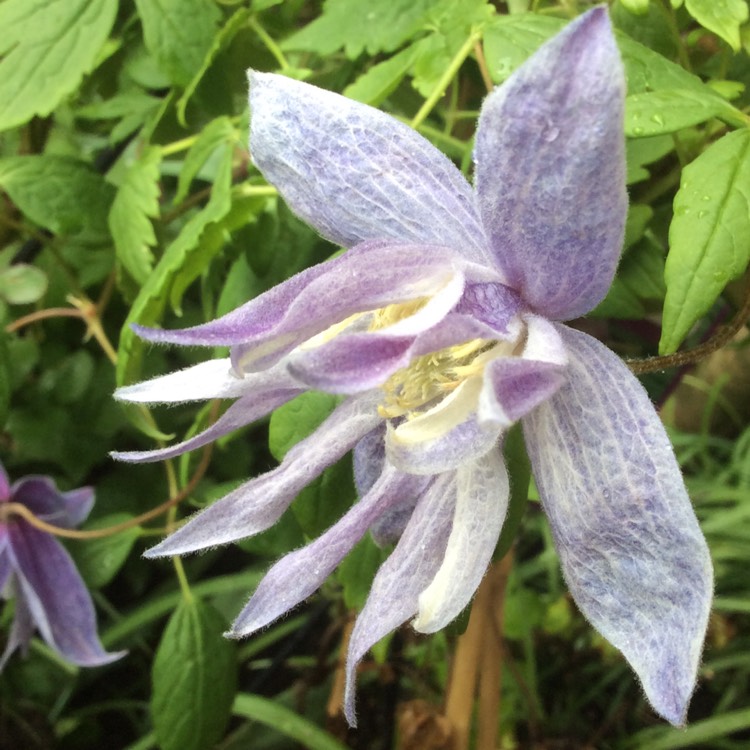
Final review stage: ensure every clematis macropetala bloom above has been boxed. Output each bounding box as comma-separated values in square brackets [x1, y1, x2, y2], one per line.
[0, 462, 125, 670]
[114, 8, 712, 726]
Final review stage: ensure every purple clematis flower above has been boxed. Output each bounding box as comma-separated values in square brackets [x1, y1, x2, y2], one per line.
[0, 461, 125, 670]
[114, 8, 712, 726]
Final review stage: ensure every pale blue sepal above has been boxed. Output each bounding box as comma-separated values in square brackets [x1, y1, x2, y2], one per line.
[343, 473, 456, 725]
[522, 325, 713, 725]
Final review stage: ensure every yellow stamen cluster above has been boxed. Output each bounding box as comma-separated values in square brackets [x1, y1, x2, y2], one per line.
[378, 338, 495, 419]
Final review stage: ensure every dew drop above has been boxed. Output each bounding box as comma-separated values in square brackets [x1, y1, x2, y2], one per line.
[650, 113, 666, 126]
[697, 210, 708, 218]
[632, 126, 645, 136]
[701, 194, 711, 202]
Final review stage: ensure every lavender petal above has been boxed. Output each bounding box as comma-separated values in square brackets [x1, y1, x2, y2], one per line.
[230, 466, 430, 636]
[474, 7, 627, 320]
[522, 325, 712, 725]
[250, 72, 490, 264]
[344, 473, 456, 725]
[7, 525, 125, 667]
[414, 448, 508, 632]
[145, 391, 382, 556]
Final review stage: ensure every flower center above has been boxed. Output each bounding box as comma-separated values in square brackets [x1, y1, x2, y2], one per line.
[377, 338, 496, 419]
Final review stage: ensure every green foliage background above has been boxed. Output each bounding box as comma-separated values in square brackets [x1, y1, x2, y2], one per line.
[1, 0, 750, 748]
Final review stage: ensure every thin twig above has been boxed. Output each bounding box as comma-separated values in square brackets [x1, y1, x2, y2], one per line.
[1, 440, 213, 540]
[627, 282, 750, 374]
[473, 40, 494, 94]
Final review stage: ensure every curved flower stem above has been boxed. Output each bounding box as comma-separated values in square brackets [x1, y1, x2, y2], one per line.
[5, 276, 119, 367]
[410, 28, 482, 130]
[473, 40, 494, 94]
[0, 440, 213, 540]
[628, 282, 750, 374]
[249, 17, 290, 71]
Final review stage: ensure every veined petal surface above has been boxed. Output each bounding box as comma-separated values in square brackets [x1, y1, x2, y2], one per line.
[145, 391, 382, 556]
[414, 448, 508, 632]
[135, 241, 461, 351]
[11, 478, 94, 529]
[474, 7, 627, 320]
[112, 386, 302, 463]
[114, 358, 268, 403]
[7, 524, 124, 666]
[250, 72, 490, 265]
[230, 466, 430, 637]
[344, 473, 456, 725]
[522, 325, 712, 725]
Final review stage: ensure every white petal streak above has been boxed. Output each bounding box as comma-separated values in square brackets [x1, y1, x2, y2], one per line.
[114, 358, 280, 403]
[414, 447, 508, 632]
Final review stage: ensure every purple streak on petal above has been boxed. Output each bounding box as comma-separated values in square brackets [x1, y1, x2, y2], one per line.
[414, 448, 508, 632]
[230, 466, 430, 637]
[114, 358, 259, 403]
[288, 270, 467, 392]
[11, 478, 93, 529]
[112, 387, 302, 463]
[145, 391, 382, 556]
[353, 426, 386, 498]
[474, 7, 627, 320]
[249, 71, 490, 265]
[289, 336, 415, 393]
[479, 358, 565, 427]
[134, 240, 455, 348]
[0, 546, 11, 592]
[353, 430, 418, 546]
[453, 282, 524, 335]
[522, 325, 712, 726]
[0, 578, 34, 670]
[0, 464, 9, 501]
[344, 473, 456, 725]
[7, 525, 125, 667]
[369, 495, 418, 547]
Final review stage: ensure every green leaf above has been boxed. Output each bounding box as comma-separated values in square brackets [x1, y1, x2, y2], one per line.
[232, 693, 349, 750]
[168, 147, 234, 313]
[0, 332, 10, 428]
[282, 0, 440, 57]
[625, 89, 733, 137]
[0, 156, 114, 241]
[625, 134, 674, 184]
[685, 0, 749, 51]
[268, 391, 339, 461]
[594, 235, 666, 319]
[174, 117, 237, 204]
[482, 14, 564, 83]
[116, 148, 234, 388]
[134, 0, 222, 87]
[620, 0, 651, 14]
[151, 598, 237, 750]
[176, 8, 251, 125]
[69, 513, 140, 589]
[293, 458, 355, 539]
[269, 391, 354, 538]
[409, 0, 494, 97]
[0, 265, 48, 305]
[344, 45, 419, 105]
[337, 536, 387, 610]
[495, 423, 530, 561]
[0, 0, 118, 132]
[661, 129, 750, 354]
[109, 146, 163, 285]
